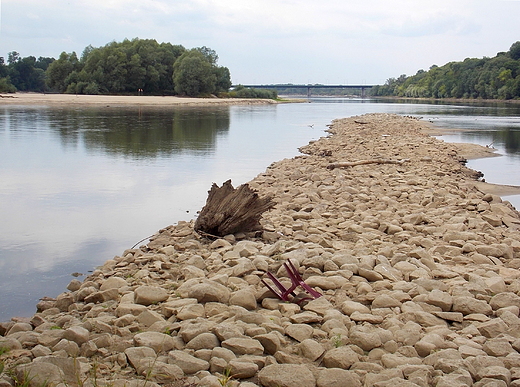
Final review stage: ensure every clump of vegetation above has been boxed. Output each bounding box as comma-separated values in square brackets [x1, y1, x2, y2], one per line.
[371, 41, 520, 100]
[0, 38, 231, 97]
[223, 84, 278, 99]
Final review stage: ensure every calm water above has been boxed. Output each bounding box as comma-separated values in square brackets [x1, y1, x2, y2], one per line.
[1, 98, 519, 321]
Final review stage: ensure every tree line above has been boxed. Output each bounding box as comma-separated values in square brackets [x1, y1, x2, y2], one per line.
[0, 38, 254, 97]
[371, 41, 520, 100]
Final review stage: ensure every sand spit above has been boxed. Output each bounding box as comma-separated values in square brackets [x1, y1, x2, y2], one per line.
[0, 93, 278, 107]
[2, 113, 520, 387]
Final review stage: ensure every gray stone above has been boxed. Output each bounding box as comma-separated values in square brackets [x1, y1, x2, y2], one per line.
[349, 329, 382, 351]
[258, 364, 316, 387]
[186, 332, 220, 350]
[452, 296, 492, 315]
[228, 359, 259, 379]
[229, 288, 257, 310]
[340, 300, 370, 315]
[137, 359, 184, 383]
[63, 325, 90, 345]
[285, 323, 314, 342]
[125, 346, 157, 369]
[221, 337, 264, 356]
[490, 292, 520, 310]
[134, 285, 169, 306]
[15, 362, 64, 387]
[255, 332, 281, 355]
[188, 281, 231, 303]
[133, 331, 175, 353]
[323, 346, 360, 369]
[299, 339, 325, 361]
[168, 350, 210, 374]
[100, 276, 128, 290]
[316, 368, 362, 387]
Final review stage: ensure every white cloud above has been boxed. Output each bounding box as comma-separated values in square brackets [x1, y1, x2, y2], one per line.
[1, 0, 519, 83]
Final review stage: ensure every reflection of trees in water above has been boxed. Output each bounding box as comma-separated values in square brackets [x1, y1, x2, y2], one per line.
[497, 128, 520, 155]
[49, 107, 231, 158]
[460, 128, 520, 155]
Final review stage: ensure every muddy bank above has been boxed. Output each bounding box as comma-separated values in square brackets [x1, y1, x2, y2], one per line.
[1, 113, 520, 387]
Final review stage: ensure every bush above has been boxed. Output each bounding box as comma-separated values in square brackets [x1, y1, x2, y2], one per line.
[0, 77, 16, 93]
[227, 85, 277, 99]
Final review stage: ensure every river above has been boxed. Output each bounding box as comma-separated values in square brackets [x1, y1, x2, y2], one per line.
[1, 98, 519, 321]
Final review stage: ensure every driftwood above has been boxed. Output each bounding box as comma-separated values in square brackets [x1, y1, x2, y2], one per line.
[194, 180, 275, 237]
[327, 158, 410, 170]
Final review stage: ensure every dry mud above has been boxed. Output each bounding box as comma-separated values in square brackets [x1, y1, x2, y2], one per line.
[2, 113, 520, 387]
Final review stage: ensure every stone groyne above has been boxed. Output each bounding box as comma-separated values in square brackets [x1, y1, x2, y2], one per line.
[1, 113, 520, 387]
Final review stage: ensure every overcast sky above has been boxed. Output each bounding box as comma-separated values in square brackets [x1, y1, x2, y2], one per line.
[1, 0, 519, 85]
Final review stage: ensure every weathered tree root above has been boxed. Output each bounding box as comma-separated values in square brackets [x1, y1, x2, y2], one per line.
[194, 179, 275, 237]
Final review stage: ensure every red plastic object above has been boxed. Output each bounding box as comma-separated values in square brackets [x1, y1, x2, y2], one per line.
[261, 260, 322, 304]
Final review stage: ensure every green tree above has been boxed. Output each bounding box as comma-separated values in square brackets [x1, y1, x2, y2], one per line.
[46, 52, 80, 92]
[173, 50, 217, 96]
[509, 41, 520, 60]
[214, 66, 232, 93]
[8, 55, 47, 91]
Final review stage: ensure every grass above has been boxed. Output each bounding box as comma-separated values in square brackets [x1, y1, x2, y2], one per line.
[218, 368, 234, 387]
[331, 333, 344, 348]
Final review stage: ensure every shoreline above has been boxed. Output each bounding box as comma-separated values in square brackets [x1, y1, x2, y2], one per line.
[371, 95, 520, 105]
[0, 92, 280, 107]
[2, 113, 520, 386]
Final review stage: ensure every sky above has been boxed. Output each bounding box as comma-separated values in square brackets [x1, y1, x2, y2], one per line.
[1, 0, 520, 85]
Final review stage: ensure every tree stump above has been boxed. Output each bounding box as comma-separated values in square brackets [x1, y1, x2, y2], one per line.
[194, 180, 275, 237]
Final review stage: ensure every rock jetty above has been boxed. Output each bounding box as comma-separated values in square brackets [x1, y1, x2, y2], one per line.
[2, 113, 520, 387]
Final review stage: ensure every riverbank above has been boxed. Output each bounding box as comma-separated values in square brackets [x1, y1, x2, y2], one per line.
[372, 95, 520, 106]
[2, 113, 520, 387]
[0, 92, 279, 107]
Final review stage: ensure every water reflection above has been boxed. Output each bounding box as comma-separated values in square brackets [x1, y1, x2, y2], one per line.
[2, 106, 231, 158]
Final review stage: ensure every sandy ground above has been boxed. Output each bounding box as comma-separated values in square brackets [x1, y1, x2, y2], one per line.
[0, 92, 278, 106]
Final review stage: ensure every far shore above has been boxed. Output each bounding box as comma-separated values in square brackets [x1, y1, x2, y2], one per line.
[0, 92, 280, 107]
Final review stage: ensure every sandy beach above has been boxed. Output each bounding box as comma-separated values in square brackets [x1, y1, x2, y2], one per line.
[0, 92, 279, 107]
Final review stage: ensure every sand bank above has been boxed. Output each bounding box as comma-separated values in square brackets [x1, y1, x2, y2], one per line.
[0, 92, 278, 107]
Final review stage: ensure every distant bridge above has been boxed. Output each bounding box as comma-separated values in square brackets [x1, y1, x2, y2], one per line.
[235, 84, 376, 98]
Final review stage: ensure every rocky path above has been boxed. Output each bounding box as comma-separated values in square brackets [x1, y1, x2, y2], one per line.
[1, 113, 520, 387]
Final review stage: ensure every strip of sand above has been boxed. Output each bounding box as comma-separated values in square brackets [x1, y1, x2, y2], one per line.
[0, 92, 278, 106]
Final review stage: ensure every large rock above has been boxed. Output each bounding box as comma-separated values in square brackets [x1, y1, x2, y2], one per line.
[452, 296, 493, 315]
[229, 288, 257, 310]
[168, 350, 210, 374]
[63, 325, 90, 345]
[134, 285, 169, 306]
[258, 364, 316, 387]
[188, 281, 231, 303]
[221, 337, 264, 355]
[15, 362, 64, 387]
[317, 368, 362, 387]
[133, 332, 175, 352]
[322, 346, 360, 369]
[285, 323, 314, 342]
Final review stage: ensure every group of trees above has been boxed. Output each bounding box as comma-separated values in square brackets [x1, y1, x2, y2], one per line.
[371, 41, 520, 100]
[0, 52, 53, 92]
[0, 38, 233, 97]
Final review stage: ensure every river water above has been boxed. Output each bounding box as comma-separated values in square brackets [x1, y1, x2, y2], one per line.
[1, 98, 519, 321]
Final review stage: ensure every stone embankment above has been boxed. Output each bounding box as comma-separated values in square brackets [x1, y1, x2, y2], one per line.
[2, 113, 520, 387]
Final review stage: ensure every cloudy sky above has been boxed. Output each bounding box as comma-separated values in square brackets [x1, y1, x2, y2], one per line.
[1, 0, 519, 85]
